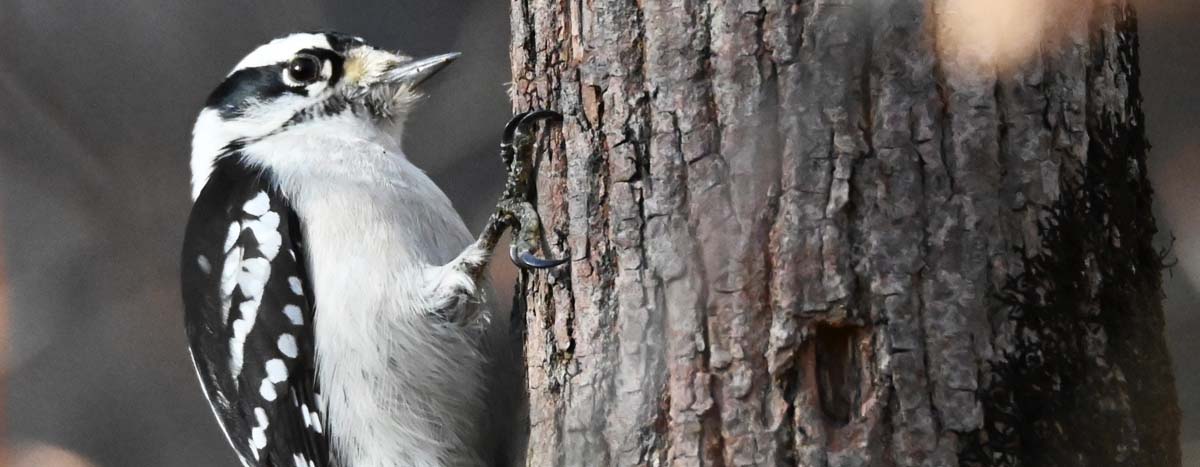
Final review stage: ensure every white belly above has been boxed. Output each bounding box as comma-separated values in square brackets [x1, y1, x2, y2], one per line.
[247, 129, 494, 467]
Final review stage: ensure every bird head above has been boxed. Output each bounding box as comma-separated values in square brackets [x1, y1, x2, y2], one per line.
[190, 32, 458, 197]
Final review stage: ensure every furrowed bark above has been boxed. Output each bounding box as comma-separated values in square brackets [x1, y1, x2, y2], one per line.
[509, 0, 1180, 465]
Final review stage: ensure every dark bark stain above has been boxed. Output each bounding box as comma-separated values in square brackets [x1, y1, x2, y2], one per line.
[963, 4, 1179, 467]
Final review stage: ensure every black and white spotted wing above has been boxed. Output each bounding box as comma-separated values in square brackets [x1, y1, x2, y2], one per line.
[181, 155, 328, 467]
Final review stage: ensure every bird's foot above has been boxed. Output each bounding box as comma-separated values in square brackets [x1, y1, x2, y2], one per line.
[457, 111, 565, 285]
[488, 111, 567, 270]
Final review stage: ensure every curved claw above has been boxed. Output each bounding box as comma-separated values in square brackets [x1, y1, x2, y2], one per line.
[500, 112, 530, 165]
[492, 109, 568, 271]
[503, 200, 567, 270]
[500, 110, 560, 148]
[502, 111, 531, 144]
[510, 246, 569, 270]
[519, 110, 563, 126]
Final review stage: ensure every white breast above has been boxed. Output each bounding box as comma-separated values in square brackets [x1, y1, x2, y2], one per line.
[241, 116, 492, 467]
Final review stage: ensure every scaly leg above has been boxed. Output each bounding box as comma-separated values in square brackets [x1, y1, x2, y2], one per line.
[479, 110, 567, 269]
[425, 111, 566, 317]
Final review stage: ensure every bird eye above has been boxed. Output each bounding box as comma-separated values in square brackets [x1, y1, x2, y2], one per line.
[287, 54, 323, 84]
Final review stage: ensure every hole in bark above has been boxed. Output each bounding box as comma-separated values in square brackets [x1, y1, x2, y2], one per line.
[815, 324, 861, 426]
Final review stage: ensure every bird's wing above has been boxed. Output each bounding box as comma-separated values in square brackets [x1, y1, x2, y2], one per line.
[181, 155, 329, 467]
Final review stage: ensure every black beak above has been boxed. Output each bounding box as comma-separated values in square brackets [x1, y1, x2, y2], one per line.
[383, 52, 461, 87]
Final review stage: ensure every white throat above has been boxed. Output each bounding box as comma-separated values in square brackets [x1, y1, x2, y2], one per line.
[189, 108, 405, 200]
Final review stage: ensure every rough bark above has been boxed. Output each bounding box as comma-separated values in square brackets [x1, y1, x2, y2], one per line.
[508, 0, 1180, 466]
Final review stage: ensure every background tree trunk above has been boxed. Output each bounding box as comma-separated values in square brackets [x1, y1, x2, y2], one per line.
[508, 0, 1180, 465]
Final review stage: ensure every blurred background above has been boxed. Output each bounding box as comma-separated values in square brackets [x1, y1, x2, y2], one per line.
[0, 1, 1195, 466]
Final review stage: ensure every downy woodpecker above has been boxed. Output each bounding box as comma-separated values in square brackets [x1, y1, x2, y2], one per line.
[181, 32, 563, 467]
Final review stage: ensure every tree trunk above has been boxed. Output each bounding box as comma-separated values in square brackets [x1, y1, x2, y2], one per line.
[507, 0, 1180, 465]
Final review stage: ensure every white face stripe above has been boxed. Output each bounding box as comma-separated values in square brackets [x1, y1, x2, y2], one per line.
[231, 33, 333, 75]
